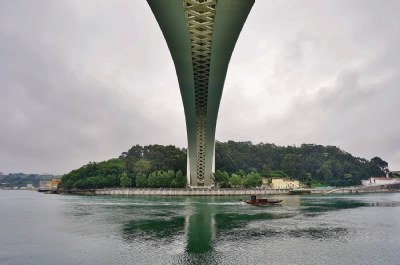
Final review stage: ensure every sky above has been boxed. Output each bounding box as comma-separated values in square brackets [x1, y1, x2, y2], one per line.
[1, 0, 399, 175]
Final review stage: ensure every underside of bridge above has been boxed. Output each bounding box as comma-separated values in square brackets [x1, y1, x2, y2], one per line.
[147, 0, 254, 187]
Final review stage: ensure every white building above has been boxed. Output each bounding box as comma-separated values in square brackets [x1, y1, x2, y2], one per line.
[271, 178, 300, 189]
[361, 177, 400, 186]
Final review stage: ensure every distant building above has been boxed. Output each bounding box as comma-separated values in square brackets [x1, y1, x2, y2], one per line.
[49, 179, 60, 190]
[39, 179, 60, 192]
[391, 171, 400, 176]
[271, 179, 300, 189]
[361, 177, 400, 187]
[39, 181, 48, 191]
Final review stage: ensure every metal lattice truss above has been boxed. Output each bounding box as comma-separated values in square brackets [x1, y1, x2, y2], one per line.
[183, 0, 217, 186]
[147, 0, 254, 187]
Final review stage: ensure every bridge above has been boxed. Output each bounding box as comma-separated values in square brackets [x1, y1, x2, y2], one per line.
[147, 0, 254, 187]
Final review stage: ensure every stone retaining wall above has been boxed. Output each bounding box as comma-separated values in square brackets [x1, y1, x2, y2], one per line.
[95, 188, 289, 196]
[62, 186, 399, 196]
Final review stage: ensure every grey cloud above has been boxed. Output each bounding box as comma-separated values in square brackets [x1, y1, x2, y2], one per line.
[0, 29, 165, 173]
[218, 0, 400, 169]
[1, 0, 400, 173]
[0, 0, 183, 174]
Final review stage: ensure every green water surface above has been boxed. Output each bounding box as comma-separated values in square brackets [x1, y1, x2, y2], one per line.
[1, 191, 399, 265]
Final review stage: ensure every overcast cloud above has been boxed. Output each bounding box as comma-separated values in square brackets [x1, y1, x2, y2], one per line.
[0, 0, 399, 174]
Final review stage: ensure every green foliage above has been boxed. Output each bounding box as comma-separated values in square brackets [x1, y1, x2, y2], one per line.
[214, 170, 230, 188]
[59, 158, 125, 189]
[140, 170, 187, 188]
[60, 141, 389, 190]
[267, 170, 288, 179]
[308, 179, 325, 188]
[230, 173, 242, 187]
[369, 157, 389, 176]
[213, 170, 262, 188]
[121, 144, 187, 174]
[135, 173, 148, 188]
[215, 141, 388, 187]
[60, 160, 187, 189]
[60, 144, 188, 190]
[174, 170, 187, 188]
[242, 171, 262, 188]
[133, 159, 151, 175]
[0, 173, 55, 187]
[120, 172, 131, 188]
[147, 172, 158, 188]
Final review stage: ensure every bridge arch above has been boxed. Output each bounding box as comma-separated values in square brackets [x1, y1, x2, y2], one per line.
[147, 0, 254, 187]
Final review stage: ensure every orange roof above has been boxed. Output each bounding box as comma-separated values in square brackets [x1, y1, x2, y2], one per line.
[50, 179, 61, 184]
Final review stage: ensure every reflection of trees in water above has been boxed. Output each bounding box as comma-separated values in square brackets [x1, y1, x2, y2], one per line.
[122, 210, 350, 247]
[121, 198, 376, 254]
[215, 212, 294, 230]
[297, 197, 400, 213]
[215, 211, 350, 242]
[215, 212, 294, 240]
[123, 216, 185, 243]
[301, 199, 367, 215]
[288, 227, 348, 240]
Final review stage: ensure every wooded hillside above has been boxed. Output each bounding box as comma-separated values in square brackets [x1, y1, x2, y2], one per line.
[59, 141, 389, 189]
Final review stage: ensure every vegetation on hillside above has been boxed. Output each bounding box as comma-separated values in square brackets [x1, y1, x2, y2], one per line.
[59, 145, 187, 190]
[0, 173, 56, 187]
[215, 141, 389, 187]
[59, 141, 389, 189]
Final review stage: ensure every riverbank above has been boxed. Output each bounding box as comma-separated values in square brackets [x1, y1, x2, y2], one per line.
[60, 185, 400, 196]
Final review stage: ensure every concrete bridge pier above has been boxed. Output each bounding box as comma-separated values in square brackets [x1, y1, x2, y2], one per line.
[147, 0, 255, 187]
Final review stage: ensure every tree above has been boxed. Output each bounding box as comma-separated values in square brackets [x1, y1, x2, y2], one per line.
[147, 172, 158, 188]
[157, 171, 170, 187]
[120, 172, 131, 188]
[370, 157, 388, 176]
[318, 163, 333, 184]
[174, 170, 187, 188]
[242, 171, 262, 188]
[134, 159, 151, 175]
[60, 141, 390, 190]
[214, 170, 230, 188]
[135, 173, 148, 188]
[126, 144, 143, 158]
[231, 174, 242, 188]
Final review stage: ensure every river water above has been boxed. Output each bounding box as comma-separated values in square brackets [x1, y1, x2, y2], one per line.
[0, 190, 399, 265]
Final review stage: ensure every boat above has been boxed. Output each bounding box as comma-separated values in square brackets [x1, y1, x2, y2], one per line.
[243, 195, 282, 206]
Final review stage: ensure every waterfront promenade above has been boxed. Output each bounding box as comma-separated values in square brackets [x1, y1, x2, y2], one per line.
[63, 185, 400, 196]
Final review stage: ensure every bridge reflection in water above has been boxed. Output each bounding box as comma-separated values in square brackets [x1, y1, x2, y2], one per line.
[123, 197, 218, 255]
[120, 196, 371, 259]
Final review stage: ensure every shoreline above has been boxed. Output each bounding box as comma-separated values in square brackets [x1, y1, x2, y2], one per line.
[59, 186, 400, 196]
